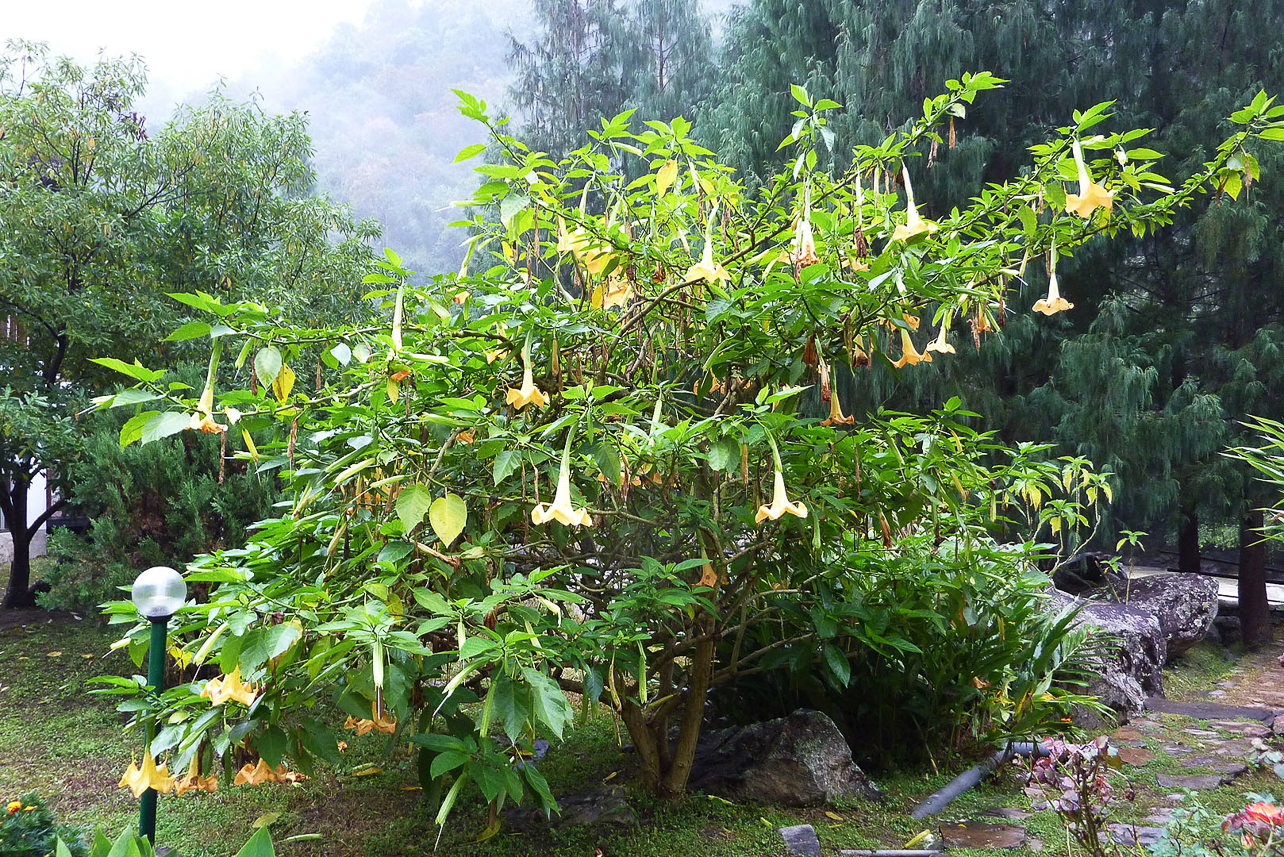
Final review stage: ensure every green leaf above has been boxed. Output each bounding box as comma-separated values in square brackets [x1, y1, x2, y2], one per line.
[164, 321, 212, 341]
[494, 450, 521, 485]
[431, 750, 472, 779]
[256, 725, 288, 768]
[1259, 127, 1284, 141]
[254, 346, 283, 388]
[107, 827, 141, 857]
[790, 83, 810, 107]
[119, 411, 159, 447]
[233, 826, 275, 857]
[593, 443, 621, 486]
[521, 668, 573, 739]
[500, 194, 529, 227]
[490, 672, 533, 742]
[823, 643, 851, 687]
[454, 143, 487, 163]
[430, 493, 468, 545]
[708, 438, 740, 472]
[141, 411, 191, 444]
[396, 484, 434, 533]
[91, 357, 165, 383]
[111, 389, 161, 408]
[239, 623, 301, 672]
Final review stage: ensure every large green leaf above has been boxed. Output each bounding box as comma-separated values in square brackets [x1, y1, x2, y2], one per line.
[396, 484, 433, 533]
[521, 668, 573, 739]
[233, 826, 275, 857]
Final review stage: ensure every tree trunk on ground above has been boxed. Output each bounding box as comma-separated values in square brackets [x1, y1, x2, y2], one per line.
[1178, 500, 1200, 574]
[1239, 507, 1272, 650]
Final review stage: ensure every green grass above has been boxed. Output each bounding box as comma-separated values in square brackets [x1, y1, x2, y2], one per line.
[3, 615, 1282, 857]
[1165, 641, 1238, 697]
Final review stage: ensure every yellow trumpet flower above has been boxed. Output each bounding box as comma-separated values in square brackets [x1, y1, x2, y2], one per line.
[233, 759, 277, 786]
[557, 217, 615, 275]
[821, 389, 855, 426]
[119, 751, 175, 798]
[506, 345, 549, 410]
[685, 204, 731, 287]
[344, 699, 398, 736]
[755, 435, 808, 524]
[925, 322, 956, 355]
[595, 273, 633, 310]
[532, 436, 594, 528]
[173, 755, 218, 796]
[892, 328, 932, 368]
[891, 167, 939, 243]
[1065, 140, 1115, 218]
[200, 667, 260, 707]
[1032, 272, 1074, 316]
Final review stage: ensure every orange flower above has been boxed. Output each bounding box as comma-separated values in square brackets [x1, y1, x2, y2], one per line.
[1245, 802, 1284, 826]
[6, 800, 21, 814]
[173, 755, 218, 796]
[892, 328, 931, 368]
[233, 759, 277, 786]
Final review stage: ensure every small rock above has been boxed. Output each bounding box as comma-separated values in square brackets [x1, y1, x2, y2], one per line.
[1106, 824, 1166, 847]
[1145, 808, 1176, 824]
[1209, 690, 1227, 699]
[1155, 774, 1225, 789]
[1161, 744, 1193, 755]
[779, 824, 821, 857]
[1184, 728, 1220, 739]
[940, 822, 1027, 849]
[1116, 747, 1155, 766]
[1112, 726, 1145, 741]
[503, 785, 638, 832]
[1273, 714, 1284, 737]
[1207, 720, 1272, 739]
[1028, 837, 1045, 852]
[984, 808, 1033, 821]
[1165, 793, 1188, 804]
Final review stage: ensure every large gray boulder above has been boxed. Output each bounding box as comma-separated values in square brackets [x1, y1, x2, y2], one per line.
[1048, 572, 1220, 725]
[1103, 574, 1219, 656]
[687, 709, 879, 806]
[1046, 589, 1165, 725]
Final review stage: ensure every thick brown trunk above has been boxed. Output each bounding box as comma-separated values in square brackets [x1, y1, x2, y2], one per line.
[620, 700, 663, 795]
[660, 632, 714, 797]
[2, 482, 36, 609]
[1178, 501, 1200, 574]
[1239, 508, 1272, 650]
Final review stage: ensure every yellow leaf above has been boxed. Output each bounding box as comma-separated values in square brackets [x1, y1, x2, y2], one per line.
[273, 363, 296, 402]
[47, 651, 62, 657]
[656, 159, 678, 197]
[351, 765, 382, 777]
[824, 811, 842, 821]
[242, 429, 259, 461]
[602, 771, 618, 783]
[386, 377, 399, 404]
[430, 493, 468, 546]
[252, 812, 281, 828]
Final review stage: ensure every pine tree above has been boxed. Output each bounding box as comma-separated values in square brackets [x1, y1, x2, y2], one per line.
[709, 0, 1284, 644]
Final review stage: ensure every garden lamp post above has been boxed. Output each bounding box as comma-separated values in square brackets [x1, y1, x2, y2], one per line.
[131, 565, 186, 844]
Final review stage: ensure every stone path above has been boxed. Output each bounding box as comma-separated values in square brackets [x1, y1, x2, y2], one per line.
[914, 645, 1284, 854]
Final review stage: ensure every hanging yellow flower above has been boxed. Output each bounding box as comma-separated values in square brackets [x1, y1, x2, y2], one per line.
[557, 217, 615, 275]
[925, 321, 956, 355]
[685, 204, 731, 287]
[119, 751, 175, 798]
[532, 435, 594, 528]
[893, 327, 932, 368]
[344, 699, 397, 736]
[755, 435, 809, 524]
[200, 667, 260, 707]
[595, 273, 633, 310]
[173, 755, 218, 796]
[1032, 272, 1074, 315]
[891, 166, 939, 243]
[233, 759, 278, 786]
[1065, 140, 1115, 218]
[506, 343, 549, 410]
[821, 389, 855, 426]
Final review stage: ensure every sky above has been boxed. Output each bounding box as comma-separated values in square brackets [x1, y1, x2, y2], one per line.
[1, 0, 386, 106]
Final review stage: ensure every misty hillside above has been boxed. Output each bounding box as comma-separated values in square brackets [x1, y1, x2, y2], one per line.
[227, 0, 736, 276]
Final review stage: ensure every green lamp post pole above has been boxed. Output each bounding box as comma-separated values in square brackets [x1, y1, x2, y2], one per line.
[132, 566, 187, 846]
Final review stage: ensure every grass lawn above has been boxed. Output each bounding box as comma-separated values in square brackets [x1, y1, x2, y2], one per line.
[1, 599, 1280, 856]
